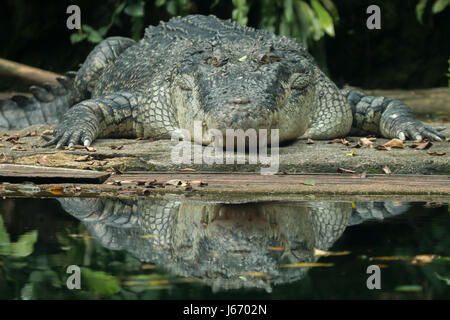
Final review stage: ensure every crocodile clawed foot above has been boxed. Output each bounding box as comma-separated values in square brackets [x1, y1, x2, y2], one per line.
[41, 112, 98, 148]
[394, 121, 445, 142]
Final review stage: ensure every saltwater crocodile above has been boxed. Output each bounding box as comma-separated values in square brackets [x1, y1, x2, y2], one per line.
[57, 198, 410, 292]
[0, 15, 445, 147]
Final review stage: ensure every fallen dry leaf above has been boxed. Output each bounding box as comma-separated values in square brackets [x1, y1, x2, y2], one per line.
[411, 254, 436, 265]
[375, 138, 404, 151]
[22, 131, 37, 137]
[74, 155, 92, 162]
[337, 168, 356, 174]
[306, 138, 314, 144]
[313, 248, 351, 257]
[42, 130, 53, 135]
[49, 186, 64, 195]
[11, 144, 25, 151]
[382, 165, 391, 174]
[85, 146, 96, 152]
[239, 272, 271, 280]
[267, 247, 284, 251]
[110, 145, 124, 150]
[359, 137, 373, 148]
[165, 179, 188, 187]
[117, 180, 134, 184]
[36, 156, 49, 165]
[179, 168, 196, 172]
[427, 151, 446, 156]
[330, 138, 351, 146]
[190, 180, 208, 186]
[352, 171, 367, 179]
[6, 135, 20, 141]
[409, 140, 433, 150]
[68, 144, 85, 150]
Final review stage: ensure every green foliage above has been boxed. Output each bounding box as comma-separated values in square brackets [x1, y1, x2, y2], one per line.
[256, 0, 338, 48]
[0, 216, 38, 258]
[69, 0, 338, 50]
[156, 0, 190, 16]
[232, 0, 250, 26]
[70, 0, 146, 44]
[81, 267, 121, 295]
[416, 0, 450, 23]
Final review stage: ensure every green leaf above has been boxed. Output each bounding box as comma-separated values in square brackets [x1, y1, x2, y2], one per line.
[432, 0, 450, 14]
[114, 1, 127, 15]
[130, 16, 144, 41]
[259, 0, 278, 33]
[311, 0, 335, 37]
[394, 285, 423, 292]
[97, 26, 110, 37]
[302, 180, 316, 186]
[297, 0, 323, 41]
[155, 0, 166, 7]
[416, 0, 428, 23]
[435, 272, 450, 285]
[70, 33, 87, 44]
[82, 25, 104, 43]
[319, 0, 339, 22]
[10, 230, 38, 258]
[124, 0, 145, 17]
[232, 0, 249, 25]
[0, 216, 11, 256]
[283, 0, 294, 23]
[81, 267, 120, 295]
[166, 0, 177, 15]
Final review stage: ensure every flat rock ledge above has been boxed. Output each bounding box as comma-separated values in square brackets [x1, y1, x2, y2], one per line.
[0, 123, 448, 175]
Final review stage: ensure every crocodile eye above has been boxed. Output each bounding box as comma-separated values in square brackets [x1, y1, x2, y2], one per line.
[291, 73, 311, 90]
[205, 56, 228, 67]
[257, 52, 280, 65]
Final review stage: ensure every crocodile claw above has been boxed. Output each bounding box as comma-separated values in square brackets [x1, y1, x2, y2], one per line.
[41, 107, 98, 148]
[394, 121, 445, 141]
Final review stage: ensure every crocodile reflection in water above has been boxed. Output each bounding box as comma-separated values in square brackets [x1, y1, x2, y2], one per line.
[56, 198, 409, 292]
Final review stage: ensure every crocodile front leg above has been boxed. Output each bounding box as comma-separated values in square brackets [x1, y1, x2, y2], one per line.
[341, 88, 445, 141]
[74, 37, 136, 102]
[43, 92, 138, 148]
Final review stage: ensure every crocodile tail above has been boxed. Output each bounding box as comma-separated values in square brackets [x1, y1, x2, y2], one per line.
[0, 72, 76, 130]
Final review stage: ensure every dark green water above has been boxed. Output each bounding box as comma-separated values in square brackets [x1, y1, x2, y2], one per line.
[0, 198, 449, 300]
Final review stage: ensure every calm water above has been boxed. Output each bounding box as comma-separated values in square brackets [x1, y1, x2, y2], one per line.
[0, 197, 449, 300]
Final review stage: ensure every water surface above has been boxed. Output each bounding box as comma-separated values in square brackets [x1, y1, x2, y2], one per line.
[0, 198, 449, 299]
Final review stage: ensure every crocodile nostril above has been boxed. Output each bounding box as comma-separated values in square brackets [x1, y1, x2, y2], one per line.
[226, 97, 250, 104]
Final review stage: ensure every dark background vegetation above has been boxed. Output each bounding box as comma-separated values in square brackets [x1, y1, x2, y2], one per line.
[0, 0, 449, 91]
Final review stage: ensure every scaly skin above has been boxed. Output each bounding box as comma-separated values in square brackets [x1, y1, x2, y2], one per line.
[57, 198, 409, 292]
[0, 15, 444, 144]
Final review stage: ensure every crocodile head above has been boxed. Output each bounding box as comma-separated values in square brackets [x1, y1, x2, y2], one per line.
[172, 39, 318, 145]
